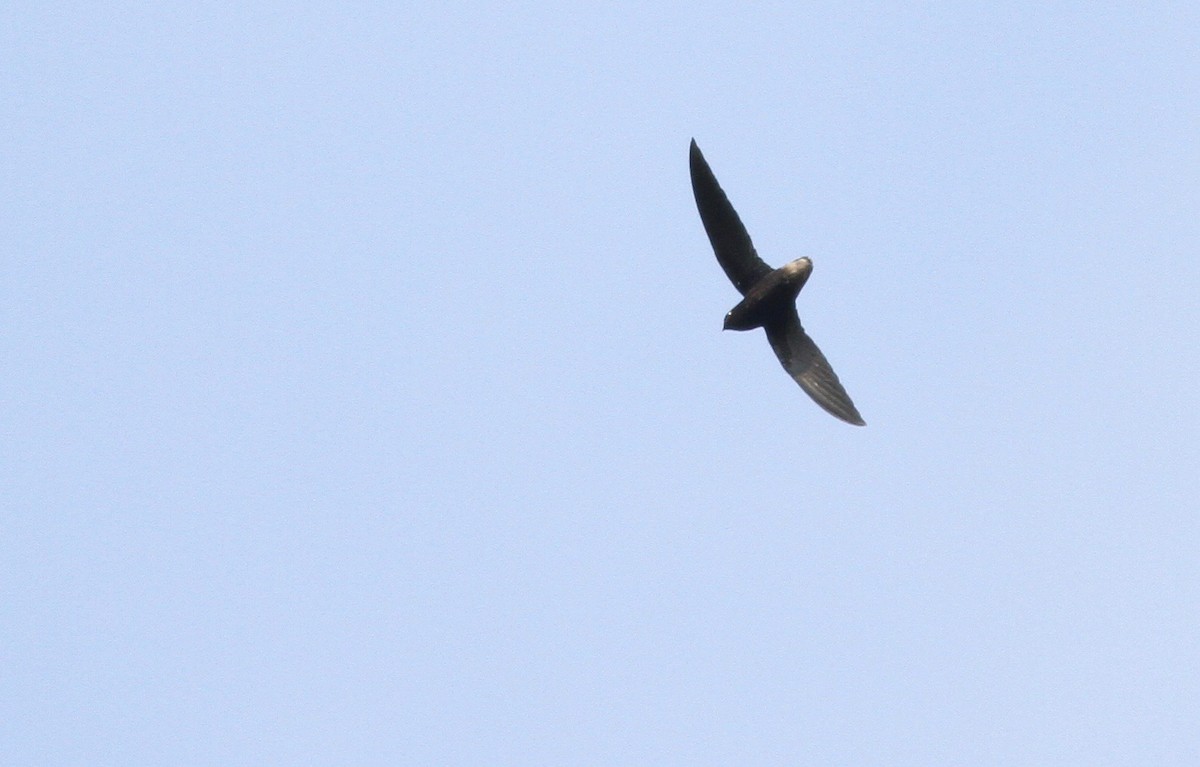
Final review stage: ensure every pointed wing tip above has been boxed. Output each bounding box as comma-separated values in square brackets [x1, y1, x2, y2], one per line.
[802, 390, 867, 427]
[827, 406, 866, 427]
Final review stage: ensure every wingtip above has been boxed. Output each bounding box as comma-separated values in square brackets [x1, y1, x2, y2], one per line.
[830, 408, 866, 427]
[837, 404, 866, 426]
[688, 139, 704, 179]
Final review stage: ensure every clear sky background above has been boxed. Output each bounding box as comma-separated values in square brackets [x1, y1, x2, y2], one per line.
[4, 2, 1198, 765]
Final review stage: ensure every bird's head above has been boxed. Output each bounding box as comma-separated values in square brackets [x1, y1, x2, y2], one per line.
[779, 257, 814, 295]
[785, 257, 813, 282]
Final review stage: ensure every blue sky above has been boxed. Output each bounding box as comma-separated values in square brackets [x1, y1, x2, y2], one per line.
[4, 2, 1198, 764]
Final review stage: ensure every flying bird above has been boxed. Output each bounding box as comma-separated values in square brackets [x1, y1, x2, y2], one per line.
[689, 139, 865, 426]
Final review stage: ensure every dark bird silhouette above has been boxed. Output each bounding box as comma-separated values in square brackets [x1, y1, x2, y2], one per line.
[689, 139, 865, 426]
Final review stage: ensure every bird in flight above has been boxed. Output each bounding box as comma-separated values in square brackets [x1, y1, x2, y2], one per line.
[689, 139, 865, 426]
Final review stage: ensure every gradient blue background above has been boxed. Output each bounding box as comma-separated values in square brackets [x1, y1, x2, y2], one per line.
[5, 2, 1198, 764]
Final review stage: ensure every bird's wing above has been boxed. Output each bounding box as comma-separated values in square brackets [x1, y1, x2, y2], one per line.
[689, 139, 773, 295]
[765, 308, 865, 426]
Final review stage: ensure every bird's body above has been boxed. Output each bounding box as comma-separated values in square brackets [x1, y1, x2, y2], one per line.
[689, 139, 865, 426]
[722, 257, 811, 331]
